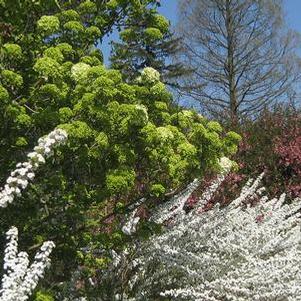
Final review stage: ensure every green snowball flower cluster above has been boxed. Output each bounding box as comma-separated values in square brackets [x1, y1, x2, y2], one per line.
[1, 70, 23, 89]
[0, 85, 9, 103]
[150, 184, 166, 197]
[107, 0, 118, 10]
[78, 0, 97, 14]
[106, 168, 136, 195]
[2, 43, 23, 61]
[140, 67, 160, 85]
[144, 27, 163, 41]
[56, 43, 74, 58]
[85, 26, 102, 39]
[63, 21, 84, 33]
[71, 62, 91, 82]
[95, 132, 109, 149]
[151, 14, 169, 34]
[33, 57, 61, 80]
[37, 15, 60, 35]
[44, 47, 64, 63]
[59, 9, 80, 22]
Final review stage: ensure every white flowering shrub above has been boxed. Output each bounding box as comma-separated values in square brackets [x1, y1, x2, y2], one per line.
[0, 227, 55, 301]
[0, 128, 67, 301]
[108, 171, 301, 301]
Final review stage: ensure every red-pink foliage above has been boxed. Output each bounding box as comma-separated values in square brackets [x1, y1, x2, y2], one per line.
[274, 121, 301, 197]
[200, 105, 301, 206]
[236, 106, 301, 199]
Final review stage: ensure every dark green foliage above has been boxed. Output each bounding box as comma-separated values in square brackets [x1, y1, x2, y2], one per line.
[110, 2, 188, 85]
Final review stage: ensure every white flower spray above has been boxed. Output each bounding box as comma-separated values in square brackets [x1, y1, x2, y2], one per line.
[0, 227, 55, 301]
[122, 208, 141, 236]
[0, 128, 68, 208]
[108, 159, 301, 300]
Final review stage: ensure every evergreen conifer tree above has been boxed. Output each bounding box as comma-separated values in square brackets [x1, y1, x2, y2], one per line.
[110, 2, 187, 86]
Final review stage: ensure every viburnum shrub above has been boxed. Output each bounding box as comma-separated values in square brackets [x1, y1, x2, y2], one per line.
[0, 1, 241, 298]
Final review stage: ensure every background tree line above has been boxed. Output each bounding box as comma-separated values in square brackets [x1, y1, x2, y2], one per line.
[113, 0, 300, 124]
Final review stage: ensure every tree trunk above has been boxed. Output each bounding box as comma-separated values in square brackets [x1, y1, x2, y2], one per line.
[225, 0, 238, 126]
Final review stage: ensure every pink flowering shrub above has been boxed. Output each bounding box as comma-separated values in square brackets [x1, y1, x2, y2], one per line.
[274, 121, 301, 197]
[211, 105, 301, 205]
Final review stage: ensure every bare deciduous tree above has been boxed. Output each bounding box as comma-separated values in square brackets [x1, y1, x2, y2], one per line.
[177, 0, 301, 123]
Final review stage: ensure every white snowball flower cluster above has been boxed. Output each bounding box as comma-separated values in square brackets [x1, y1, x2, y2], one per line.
[139, 67, 160, 85]
[0, 128, 68, 208]
[109, 172, 301, 300]
[71, 62, 91, 82]
[219, 156, 234, 174]
[0, 227, 55, 301]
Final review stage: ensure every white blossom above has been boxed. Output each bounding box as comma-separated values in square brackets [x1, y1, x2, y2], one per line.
[0, 227, 55, 301]
[0, 128, 67, 208]
[140, 67, 160, 85]
[110, 173, 301, 300]
[122, 208, 141, 236]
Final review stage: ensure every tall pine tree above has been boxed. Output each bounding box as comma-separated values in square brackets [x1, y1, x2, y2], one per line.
[110, 2, 187, 86]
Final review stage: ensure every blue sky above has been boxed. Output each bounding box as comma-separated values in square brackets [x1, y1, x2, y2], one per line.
[285, 0, 301, 33]
[102, 0, 301, 64]
[158, 0, 301, 32]
[160, 0, 301, 33]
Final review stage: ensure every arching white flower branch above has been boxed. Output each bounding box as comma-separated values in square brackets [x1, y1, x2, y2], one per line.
[150, 156, 233, 225]
[0, 128, 68, 208]
[0, 227, 55, 301]
[122, 207, 141, 236]
[110, 171, 301, 301]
